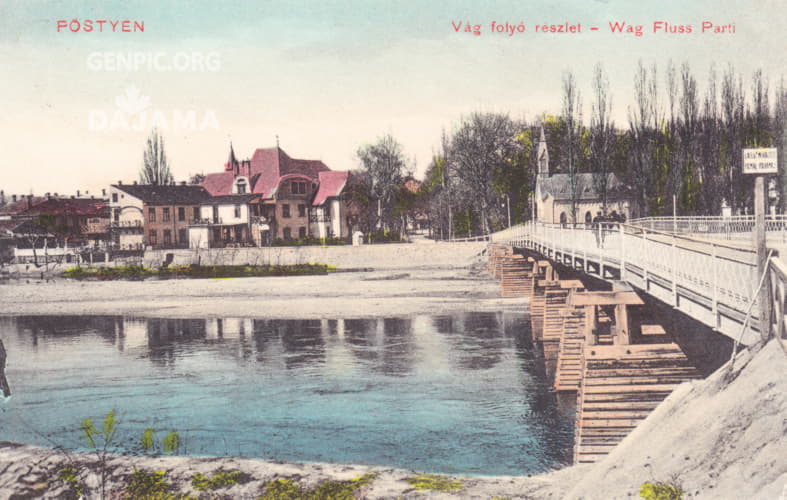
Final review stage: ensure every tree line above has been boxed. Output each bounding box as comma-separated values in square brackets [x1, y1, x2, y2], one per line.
[352, 60, 786, 238]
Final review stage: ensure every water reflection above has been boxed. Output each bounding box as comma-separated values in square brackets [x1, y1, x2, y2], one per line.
[0, 312, 574, 475]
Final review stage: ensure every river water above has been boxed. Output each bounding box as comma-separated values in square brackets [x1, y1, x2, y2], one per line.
[0, 312, 573, 475]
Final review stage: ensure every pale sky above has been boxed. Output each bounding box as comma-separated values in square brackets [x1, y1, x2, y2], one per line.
[0, 0, 784, 196]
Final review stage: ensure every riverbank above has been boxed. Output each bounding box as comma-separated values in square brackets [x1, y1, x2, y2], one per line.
[0, 442, 586, 499]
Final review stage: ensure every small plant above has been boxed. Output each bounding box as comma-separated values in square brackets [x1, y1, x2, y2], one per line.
[82, 409, 118, 500]
[141, 428, 156, 453]
[259, 478, 302, 500]
[162, 430, 180, 455]
[640, 481, 684, 500]
[58, 466, 84, 499]
[191, 468, 250, 491]
[404, 473, 463, 492]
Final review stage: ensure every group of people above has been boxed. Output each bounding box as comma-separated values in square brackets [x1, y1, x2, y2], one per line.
[589, 211, 626, 248]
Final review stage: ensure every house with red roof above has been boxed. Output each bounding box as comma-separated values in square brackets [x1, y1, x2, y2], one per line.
[199, 145, 351, 245]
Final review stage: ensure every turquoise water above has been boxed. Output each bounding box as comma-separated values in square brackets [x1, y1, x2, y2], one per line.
[0, 313, 573, 475]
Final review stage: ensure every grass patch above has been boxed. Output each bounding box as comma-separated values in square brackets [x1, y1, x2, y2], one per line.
[191, 468, 251, 491]
[404, 474, 463, 492]
[258, 472, 378, 500]
[124, 469, 195, 500]
[63, 263, 334, 281]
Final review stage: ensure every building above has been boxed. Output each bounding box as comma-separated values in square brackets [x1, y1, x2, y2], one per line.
[189, 193, 268, 248]
[534, 127, 637, 225]
[1, 196, 110, 264]
[201, 145, 350, 243]
[109, 183, 210, 249]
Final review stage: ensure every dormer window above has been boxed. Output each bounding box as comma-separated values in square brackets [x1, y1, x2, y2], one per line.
[235, 179, 247, 194]
[292, 181, 307, 195]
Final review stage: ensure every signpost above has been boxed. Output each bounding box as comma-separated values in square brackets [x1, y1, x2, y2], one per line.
[743, 147, 778, 342]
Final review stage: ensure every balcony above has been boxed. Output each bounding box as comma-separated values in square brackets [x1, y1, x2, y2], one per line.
[110, 220, 142, 228]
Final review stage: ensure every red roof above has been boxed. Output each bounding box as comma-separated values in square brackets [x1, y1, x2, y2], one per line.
[203, 147, 332, 199]
[312, 171, 349, 206]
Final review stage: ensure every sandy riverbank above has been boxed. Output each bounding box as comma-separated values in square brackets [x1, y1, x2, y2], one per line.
[0, 267, 530, 319]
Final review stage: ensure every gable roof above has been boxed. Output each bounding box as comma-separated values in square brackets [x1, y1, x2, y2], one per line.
[113, 184, 210, 205]
[537, 173, 631, 202]
[312, 171, 349, 206]
[0, 196, 48, 216]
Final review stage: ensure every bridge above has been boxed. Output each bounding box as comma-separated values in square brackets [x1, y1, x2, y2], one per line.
[486, 216, 787, 463]
[490, 217, 787, 347]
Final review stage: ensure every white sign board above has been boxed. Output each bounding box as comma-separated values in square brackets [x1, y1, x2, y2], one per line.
[742, 148, 778, 174]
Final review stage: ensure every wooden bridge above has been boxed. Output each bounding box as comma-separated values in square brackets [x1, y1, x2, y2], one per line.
[491, 220, 787, 346]
[486, 219, 787, 464]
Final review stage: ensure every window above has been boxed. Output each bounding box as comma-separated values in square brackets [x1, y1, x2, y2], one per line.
[291, 181, 307, 195]
[234, 204, 241, 218]
[148, 207, 156, 222]
[298, 204, 306, 217]
[193, 207, 200, 220]
[149, 230, 157, 245]
[298, 227, 307, 238]
[112, 193, 118, 203]
[178, 228, 187, 244]
[283, 227, 291, 240]
[236, 179, 247, 194]
[113, 209, 119, 222]
[178, 207, 186, 221]
[163, 230, 172, 245]
[213, 206, 219, 223]
[282, 204, 291, 218]
[162, 207, 171, 222]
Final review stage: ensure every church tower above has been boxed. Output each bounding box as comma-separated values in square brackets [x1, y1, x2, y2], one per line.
[537, 126, 549, 177]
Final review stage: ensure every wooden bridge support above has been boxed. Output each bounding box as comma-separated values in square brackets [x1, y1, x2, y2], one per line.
[573, 343, 700, 464]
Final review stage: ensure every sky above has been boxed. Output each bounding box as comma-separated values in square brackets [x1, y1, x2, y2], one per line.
[0, 0, 785, 196]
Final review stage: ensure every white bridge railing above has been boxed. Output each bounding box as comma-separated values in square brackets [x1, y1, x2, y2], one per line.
[491, 221, 785, 345]
[628, 215, 787, 244]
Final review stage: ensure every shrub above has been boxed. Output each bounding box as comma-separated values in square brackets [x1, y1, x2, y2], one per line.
[640, 481, 684, 500]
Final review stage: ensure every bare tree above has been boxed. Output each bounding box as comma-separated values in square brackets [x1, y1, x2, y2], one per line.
[590, 63, 614, 215]
[140, 128, 173, 185]
[356, 134, 406, 232]
[448, 112, 519, 234]
[562, 72, 583, 225]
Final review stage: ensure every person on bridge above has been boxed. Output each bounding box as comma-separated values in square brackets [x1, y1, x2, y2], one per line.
[592, 212, 605, 248]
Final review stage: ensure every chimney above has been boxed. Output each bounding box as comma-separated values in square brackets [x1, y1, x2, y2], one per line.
[46, 192, 51, 198]
[102, 188, 106, 196]
[71, 195, 75, 199]
[76, 190, 80, 197]
[27, 194, 33, 209]
[12, 194, 17, 203]
[180, 181, 186, 186]
[118, 180, 123, 185]
[133, 180, 138, 185]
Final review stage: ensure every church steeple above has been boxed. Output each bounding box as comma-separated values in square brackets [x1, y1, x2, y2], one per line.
[537, 126, 550, 177]
[225, 142, 239, 173]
